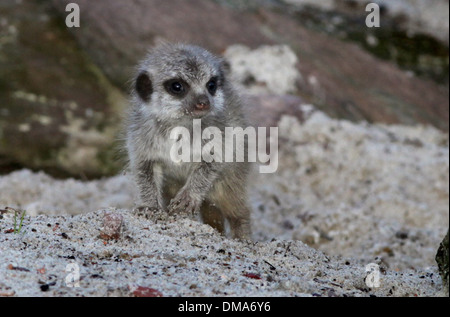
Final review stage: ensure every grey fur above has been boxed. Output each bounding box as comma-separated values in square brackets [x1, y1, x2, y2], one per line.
[125, 43, 252, 239]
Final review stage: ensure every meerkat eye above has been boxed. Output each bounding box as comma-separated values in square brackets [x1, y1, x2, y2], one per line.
[206, 78, 218, 95]
[171, 82, 183, 93]
[164, 79, 188, 97]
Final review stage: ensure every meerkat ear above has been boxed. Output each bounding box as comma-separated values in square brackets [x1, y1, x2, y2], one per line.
[219, 59, 231, 81]
[135, 72, 153, 102]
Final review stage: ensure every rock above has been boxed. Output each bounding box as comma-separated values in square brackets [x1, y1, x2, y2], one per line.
[130, 285, 163, 297]
[224, 45, 301, 95]
[245, 94, 306, 129]
[99, 210, 124, 241]
[436, 229, 449, 292]
[280, 0, 450, 45]
[50, 0, 448, 132]
[373, 0, 449, 45]
[0, 283, 15, 297]
[50, 0, 271, 90]
[0, 0, 126, 178]
[256, 9, 449, 131]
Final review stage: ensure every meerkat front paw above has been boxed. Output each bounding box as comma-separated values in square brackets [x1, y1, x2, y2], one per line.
[168, 189, 202, 217]
[133, 205, 167, 221]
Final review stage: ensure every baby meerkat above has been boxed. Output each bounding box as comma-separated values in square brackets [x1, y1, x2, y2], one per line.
[126, 43, 252, 239]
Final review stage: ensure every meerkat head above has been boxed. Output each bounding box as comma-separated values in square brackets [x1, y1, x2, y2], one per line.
[133, 43, 230, 122]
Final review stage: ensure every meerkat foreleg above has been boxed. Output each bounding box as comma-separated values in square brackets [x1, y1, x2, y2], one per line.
[136, 160, 165, 212]
[167, 162, 221, 216]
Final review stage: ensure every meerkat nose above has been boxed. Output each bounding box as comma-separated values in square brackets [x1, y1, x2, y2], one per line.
[194, 95, 210, 111]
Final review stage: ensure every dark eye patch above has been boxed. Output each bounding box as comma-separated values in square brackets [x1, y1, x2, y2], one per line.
[164, 78, 189, 97]
[206, 77, 218, 95]
[135, 72, 153, 102]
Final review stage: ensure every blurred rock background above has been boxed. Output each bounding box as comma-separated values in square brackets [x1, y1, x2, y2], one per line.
[0, 0, 448, 179]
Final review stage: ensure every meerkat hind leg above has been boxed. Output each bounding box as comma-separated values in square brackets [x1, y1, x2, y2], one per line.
[227, 211, 251, 240]
[200, 202, 225, 234]
[209, 187, 252, 240]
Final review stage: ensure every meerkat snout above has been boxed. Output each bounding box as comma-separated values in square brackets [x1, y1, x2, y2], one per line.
[194, 94, 210, 110]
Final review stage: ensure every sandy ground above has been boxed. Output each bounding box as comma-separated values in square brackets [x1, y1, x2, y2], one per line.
[0, 108, 448, 297]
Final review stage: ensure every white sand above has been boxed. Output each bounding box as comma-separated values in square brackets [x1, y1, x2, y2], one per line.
[0, 108, 448, 297]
